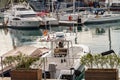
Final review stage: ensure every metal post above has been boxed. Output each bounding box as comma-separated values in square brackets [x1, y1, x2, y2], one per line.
[75, 27, 77, 44]
[43, 58, 46, 80]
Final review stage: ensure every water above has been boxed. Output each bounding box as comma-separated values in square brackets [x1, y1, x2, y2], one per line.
[0, 22, 120, 55]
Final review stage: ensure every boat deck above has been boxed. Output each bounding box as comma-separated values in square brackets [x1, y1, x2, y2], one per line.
[40, 46, 85, 78]
[0, 77, 65, 80]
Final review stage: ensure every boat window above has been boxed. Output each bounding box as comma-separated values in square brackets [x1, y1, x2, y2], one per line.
[111, 3, 120, 7]
[17, 14, 36, 18]
[16, 8, 30, 11]
[56, 33, 65, 38]
[12, 18, 21, 20]
[56, 35, 64, 38]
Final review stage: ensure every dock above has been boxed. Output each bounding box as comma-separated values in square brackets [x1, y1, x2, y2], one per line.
[0, 45, 50, 75]
[0, 77, 65, 80]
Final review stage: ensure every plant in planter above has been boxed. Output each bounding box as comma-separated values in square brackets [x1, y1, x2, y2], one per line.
[2, 53, 42, 80]
[80, 53, 120, 80]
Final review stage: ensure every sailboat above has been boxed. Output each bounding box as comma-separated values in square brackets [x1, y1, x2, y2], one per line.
[56, 0, 86, 25]
[84, 0, 120, 24]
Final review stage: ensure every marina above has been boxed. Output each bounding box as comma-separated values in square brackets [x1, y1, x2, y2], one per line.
[0, 0, 120, 80]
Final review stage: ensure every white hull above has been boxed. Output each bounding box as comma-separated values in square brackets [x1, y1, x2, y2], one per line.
[58, 13, 86, 24]
[41, 17, 59, 26]
[7, 19, 41, 27]
[59, 13, 78, 21]
[85, 13, 120, 24]
[39, 13, 59, 26]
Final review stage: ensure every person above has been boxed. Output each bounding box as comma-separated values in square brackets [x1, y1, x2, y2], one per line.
[58, 41, 63, 48]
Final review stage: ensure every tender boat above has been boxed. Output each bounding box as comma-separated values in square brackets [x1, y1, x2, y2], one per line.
[37, 30, 77, 44]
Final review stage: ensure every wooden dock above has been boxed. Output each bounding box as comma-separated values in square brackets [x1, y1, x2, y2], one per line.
[0, 77, 65, 80]
[0, 45, 50, 75]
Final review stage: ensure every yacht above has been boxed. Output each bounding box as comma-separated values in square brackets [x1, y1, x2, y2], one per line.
[38, 39, 90, 80]
[4, 3, 42, 29]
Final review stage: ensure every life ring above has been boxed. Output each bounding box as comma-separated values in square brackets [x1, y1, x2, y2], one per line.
[43, 30, 48, 36]
[68, 15, 72, 21]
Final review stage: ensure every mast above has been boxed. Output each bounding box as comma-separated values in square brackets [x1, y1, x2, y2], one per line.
[108, 27, 111, 50]
[73, 0, 75, 14]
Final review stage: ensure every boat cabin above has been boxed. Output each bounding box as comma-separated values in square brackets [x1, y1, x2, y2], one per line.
[51, 39, 72, 57]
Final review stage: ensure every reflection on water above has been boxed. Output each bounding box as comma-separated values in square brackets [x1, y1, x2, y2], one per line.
[0, 28, 13, 56]
[0, 22, 120, 55]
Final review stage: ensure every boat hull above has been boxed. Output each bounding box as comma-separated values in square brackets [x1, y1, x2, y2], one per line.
[85, 16, 120, 25]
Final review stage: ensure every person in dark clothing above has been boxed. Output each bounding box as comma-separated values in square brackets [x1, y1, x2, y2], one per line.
[59, 41, 64, 48]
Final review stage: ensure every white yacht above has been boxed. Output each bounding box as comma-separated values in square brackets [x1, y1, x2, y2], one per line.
[4, 3, 42, 28]
[38, 39, 90, 80]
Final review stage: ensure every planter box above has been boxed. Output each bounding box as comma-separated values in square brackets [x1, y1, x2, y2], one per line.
[10, 69, 42, 80]
[85, 69, 118, 80]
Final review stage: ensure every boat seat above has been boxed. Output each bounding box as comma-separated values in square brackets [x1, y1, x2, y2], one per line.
[54, 48, 68, 57]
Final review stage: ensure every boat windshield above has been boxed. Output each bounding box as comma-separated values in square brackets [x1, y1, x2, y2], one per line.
[56, 32, 65, 38]
[17, 14, 37, 18]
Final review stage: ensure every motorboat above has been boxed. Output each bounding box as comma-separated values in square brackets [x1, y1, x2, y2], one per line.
[4, 3, 42, 28]
[37, 30, 77, 44]
[34, 38, 90, 80]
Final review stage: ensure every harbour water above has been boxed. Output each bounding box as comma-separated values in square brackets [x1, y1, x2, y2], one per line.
[0, 22, 120, 56]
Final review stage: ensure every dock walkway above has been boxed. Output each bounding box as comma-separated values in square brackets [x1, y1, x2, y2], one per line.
[0, 77, 64, 80]
[0, 46, 50, 75]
